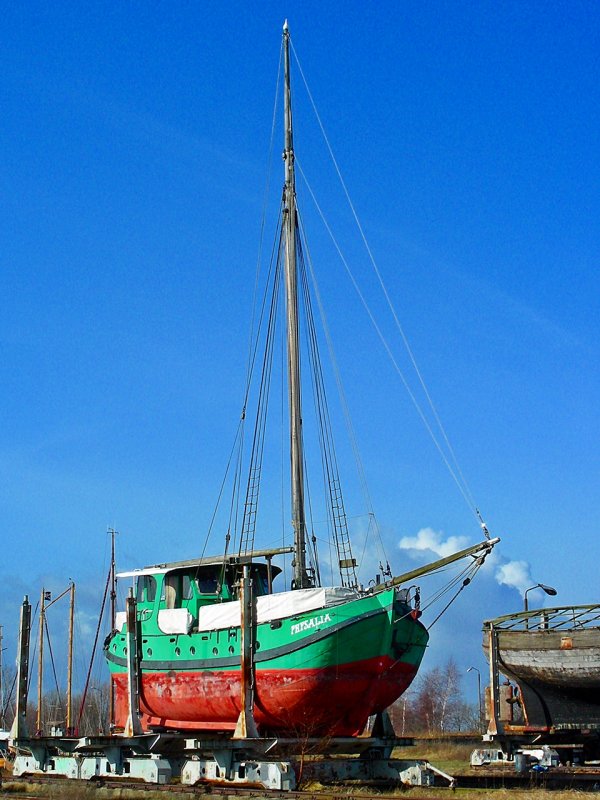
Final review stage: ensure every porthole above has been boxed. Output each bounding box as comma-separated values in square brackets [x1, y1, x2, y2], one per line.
[147, 648, 153, 656]
[212, 647, 218, 655]
[190, 646, 196, 655]
[175, 647, 181, 656]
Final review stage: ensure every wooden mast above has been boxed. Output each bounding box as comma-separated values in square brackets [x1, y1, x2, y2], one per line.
[283, 20, 310, 590]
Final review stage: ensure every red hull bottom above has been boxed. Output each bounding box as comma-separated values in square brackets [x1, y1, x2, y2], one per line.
[113, 655, 417, 736]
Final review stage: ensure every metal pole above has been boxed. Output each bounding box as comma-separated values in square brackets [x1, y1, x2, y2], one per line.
[109, 528, 117, 729]
[36, 587, 46, 735]
[476, 670, 482, 732]
[282, 20, 309, 590]
[66, 581, 75, 734]
[467, 667, 483, 732]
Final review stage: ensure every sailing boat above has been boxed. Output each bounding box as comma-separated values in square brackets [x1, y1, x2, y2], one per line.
[104, 22, 498, 738]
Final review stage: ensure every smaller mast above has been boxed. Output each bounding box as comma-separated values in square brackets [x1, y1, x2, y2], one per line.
[36, 587, 46, 735]
[66, 581, 75, 734]
[108, 527, 117, 729]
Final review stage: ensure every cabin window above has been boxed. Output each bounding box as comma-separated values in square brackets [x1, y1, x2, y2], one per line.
[136, 575, 157, 604]
[183, 575, 194, 600]
[163, 573, 179, 609]
[251, 567, 269, 596]
[195, 569, 219, 595]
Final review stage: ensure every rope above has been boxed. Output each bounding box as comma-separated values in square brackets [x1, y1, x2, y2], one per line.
[425, 548, 494, 628]
[77, 565, 111, 732]
[43, 619, 63, 707]
[297, 208, 391, 572]
[297, 162, 478, 520]
[2, 671, 17, 721]
[297, 229, 357, 587]
[427, 577, 473, 630]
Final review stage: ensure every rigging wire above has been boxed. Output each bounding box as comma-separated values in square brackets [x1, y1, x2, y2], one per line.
[296, 161, 479, 523]
[238, 231, 285, 556]
[77, 566, 111, 733]
[201, 42, 283, 561]
[203, 213, 284, 564]
[290, 37, 482, 527]
[245, 40, 284, 386]
[43, 619, 63, 710]
[297, 207, 391, 572]
[297, 227, 357, 587]
[279, 308, 288, 585]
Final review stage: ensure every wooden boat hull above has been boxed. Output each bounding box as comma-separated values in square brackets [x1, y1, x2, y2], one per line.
[106, 587, 428, 736]
[485, 606, 600, 730]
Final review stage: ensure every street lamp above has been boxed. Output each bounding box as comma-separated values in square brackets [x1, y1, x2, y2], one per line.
[467, 666, 483, 732]
[524, 583, 557, 613]
[524, 583, 557, 630]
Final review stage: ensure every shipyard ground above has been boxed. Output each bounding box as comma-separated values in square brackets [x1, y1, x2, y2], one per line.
[3, 740, 600, 798]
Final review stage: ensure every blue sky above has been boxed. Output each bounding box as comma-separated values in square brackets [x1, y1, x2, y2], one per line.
[1, 2, 599, 702]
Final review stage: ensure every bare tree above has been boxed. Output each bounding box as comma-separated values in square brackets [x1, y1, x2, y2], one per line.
[75, 683, 110, 735]
[390, 658, 479, 735]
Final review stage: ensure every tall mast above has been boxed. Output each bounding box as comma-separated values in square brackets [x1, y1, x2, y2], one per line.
[283, 20, 310, 589]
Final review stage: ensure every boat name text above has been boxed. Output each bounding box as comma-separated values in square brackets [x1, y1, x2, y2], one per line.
[291, 613, 331, 635]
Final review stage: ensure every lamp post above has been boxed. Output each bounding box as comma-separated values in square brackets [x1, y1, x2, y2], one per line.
[524, 583, 557, 629]
[467, 666, 482, 732]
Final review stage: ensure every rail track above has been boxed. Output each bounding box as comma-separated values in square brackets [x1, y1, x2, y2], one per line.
[4, 765, 600, 798]
[1, 772, 429, 800]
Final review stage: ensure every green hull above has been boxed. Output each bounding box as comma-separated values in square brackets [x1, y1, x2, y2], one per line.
[105, 586, 428, 735]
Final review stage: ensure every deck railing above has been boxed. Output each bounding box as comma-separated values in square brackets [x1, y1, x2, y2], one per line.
[484, 604, 600, 631]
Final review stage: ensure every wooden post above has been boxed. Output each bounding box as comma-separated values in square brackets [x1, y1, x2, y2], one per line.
[233, 565, 259, 738]
[124, 588, 143, 736]
[10, 597, 32, 741]
[487, 623, 503, 736]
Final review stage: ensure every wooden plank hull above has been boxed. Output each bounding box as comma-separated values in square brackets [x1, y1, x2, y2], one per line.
[485, 609, 600, 730]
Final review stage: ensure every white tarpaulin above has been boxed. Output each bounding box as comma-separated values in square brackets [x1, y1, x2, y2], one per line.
[197, 586, 359, 632]
[158, 608, 194, 634]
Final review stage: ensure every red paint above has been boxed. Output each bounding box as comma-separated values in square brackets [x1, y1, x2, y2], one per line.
[113, 655, 417, 736]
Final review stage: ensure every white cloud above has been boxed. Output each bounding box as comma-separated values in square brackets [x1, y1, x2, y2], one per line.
[398, 526, 469, 558]
[495, 559, 534, 597]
